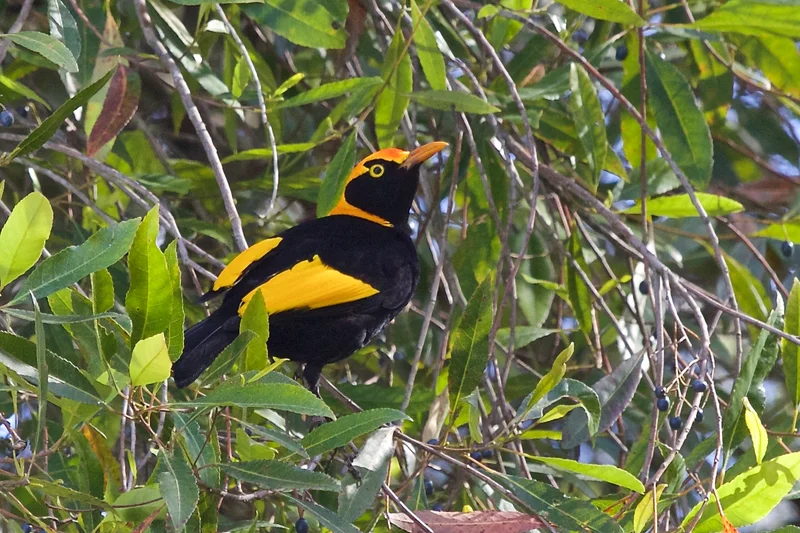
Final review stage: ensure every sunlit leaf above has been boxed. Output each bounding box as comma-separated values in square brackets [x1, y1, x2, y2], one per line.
[129, 333, 170, 386]
[411, 0, 446, 91]
[376, 31, 412, 148]
[275, 77, 382, 109]
[557, 0, 645, 26]
[0, 191, 53, 290]
[743, 397, 768, 464]
[178, 381, 334, 417]
[690, 0, 800, 38]
[784, 280, 800, 410]
[633, 484, 667, 533]
[529, 456, 645, 493]
[623, 193, 743, 218]
[242, 0, 347, 49]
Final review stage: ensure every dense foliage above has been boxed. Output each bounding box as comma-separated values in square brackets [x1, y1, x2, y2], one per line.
[1, 0, 800, 531]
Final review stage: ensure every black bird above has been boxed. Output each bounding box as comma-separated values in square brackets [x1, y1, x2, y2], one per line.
[172, 142, 447, 393]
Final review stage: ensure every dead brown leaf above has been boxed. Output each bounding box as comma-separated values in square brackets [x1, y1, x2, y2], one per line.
[388, 510, 547, 533]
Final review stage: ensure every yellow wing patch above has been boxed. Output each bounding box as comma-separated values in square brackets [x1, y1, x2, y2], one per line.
[238, 255, 379, 315]
[213, 237, 283, 291]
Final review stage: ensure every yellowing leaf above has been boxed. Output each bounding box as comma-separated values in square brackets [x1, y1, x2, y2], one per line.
[743, 397, 768, 464]
[129, 333, 170, 386]
[0, 191, 53, 290]
[633, 484, 666, 533]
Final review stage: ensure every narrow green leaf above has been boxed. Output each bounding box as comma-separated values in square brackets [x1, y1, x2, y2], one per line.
[518, 378, 600, 437]
[126, 207, 171, 347]
[158, 450, 199, 531]
[411, 0, 446, 91]
[723, 249, 771, 341]
[241, 0, 347, 49]
[524, 343, 574, 414]
[743, 397, 768, 464]
[174, 412, 220, 488]
[683, 452, 800, 533]
[14, 218, 140, 303]
[408, 90, 500, 114]
[633, 484, 666, 533]
[754, 221, 800, 242]
[240, 289, 269, 372]
[339, 426, 395, 522]
[164, 241, 184, 362]
[301, 408, 409, 457]
[375, 31, 412, 148]
[285, 494, 362, 533]
[530, 456, 645, 493]
[317, 131, 357, 217]
[240, 422, 308, 458]
[129, 333, 170, 386]
[565, 231, 592, 335]
[0, 191, 53, 290]
[220, 460, 339, 491]
[623, 193, 744, 218]
[569, 63, 607, 192]
[2, 308, 131, 331]
[221, 143, 316, 164]
[784, 280, 800, 410]
[645, 50, 714, 188]
[689, 0, 800, 38]
[48, 0, 81, 61]
[275, 77, 382, 109]
[2, 67, 114, 164]
[737, 35, 800, 98]
[448, 273, 494, 410]
[32, 295, 48, 451]
[273, 72, 305, 97]
[557, 0, 645, 26]
[1, 31, 78, 72]
[231, 55, 251, 99]
[405, 477, 429, 511]
[178, 382, 334, 417]
[91, 268, 114, 314]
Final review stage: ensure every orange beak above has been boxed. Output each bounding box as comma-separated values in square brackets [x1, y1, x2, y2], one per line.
[400, 141, 448, 170]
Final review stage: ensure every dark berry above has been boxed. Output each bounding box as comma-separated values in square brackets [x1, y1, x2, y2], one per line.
[22, 524, 33, 533]
[295, 517, 309, 533]
[615, 44, 629, 61]
[782, 241, 794, 258]
[432, 503, 444, 512]
[657, 397, 670, 412]
[16, 105, 28, 118]
[424, 479, 434, 496]
[481, 449, 493, 459]
[696, 409, 704, 423]
[470, 451, 483, 462]
[639, 280, 649, 295]
[669, 416, 683, 430]
[655, 386, 666, 399]
[427, 438, 438, 446]
[0, 110, 13, 127]
[691, 379, 707, 393]
[572, 29, 588, 43]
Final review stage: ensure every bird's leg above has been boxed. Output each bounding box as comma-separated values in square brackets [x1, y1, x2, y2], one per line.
[302, 364, 329, 429]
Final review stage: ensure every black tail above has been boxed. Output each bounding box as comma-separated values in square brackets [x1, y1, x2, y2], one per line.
[172, 310, 239, 388]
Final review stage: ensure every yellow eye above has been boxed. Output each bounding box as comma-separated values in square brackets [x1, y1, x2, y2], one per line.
[369, 164, 385, 178]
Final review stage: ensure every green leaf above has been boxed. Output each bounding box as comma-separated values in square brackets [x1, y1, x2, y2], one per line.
[689, 0, 800, 38]
[495, 326, 559, 350]
[645, 50, 714, 188]
[0, 31, 78, 72]
[221, 143, 316, 163]
[158, 450, 199, 531]
[375, 31, 412, 149]
[633, 484, 666, 533]
[285, 494, 362, 533]
[753, 221, 800, 242]
[339, 427, 394, 522]
[240, 289, 269, 372]
[48, 0, 81, 62]
[518, 378, 600, 438]
[242, 0, 347, 49]
[557, 0, 645, 26]
[448, 273, 494, 410]
[240, 422, 308, 458]
[231, 54, 251, 99]
[410, 0, 446, 91]
[408, 90, 500, 114]
[683, 452, 800, 533]
[108, 486, 163, 523]
[125, 206, 171, 347]
[622, 193, 744, 218]
[317, 131, 357, 217]
[405, 476, 429, 511]
[723, 249, 771, 340]
[32, 295, 48, 451]
[569, 63, 607, 192]
[164, 241, 184, 362]
[784, 280, 800, 410]
[91, 268, 114, 314]
[220, 460, 339, 491]
[179, 382, 334, 417]
[199, 331, 256, 385]
[13, 218, 140, 303]
[300, 408, 409, 456]
[737, 35, 800, 98]
[491, 473, 623, 533]
[565, 231, 592, 335]
[743, 397, 768, 464]
[174, 412, 220, 488]
[129, 333, 171, 386]
[523, 343, 573, 414]
[0, 191, 53, 290]
[2, 308, 130, 331]
[530, 456, 645, 493]
[275, 77, 382, 109]
[2, 67, 114, 164]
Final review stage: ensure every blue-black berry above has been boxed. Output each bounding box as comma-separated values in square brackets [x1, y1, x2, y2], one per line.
[16, 105, 28, 118]
[696, 409, 704, 423]
[782, 241, 794, 258]
[657, 397, 670, 412]
[639, 280, 649, 295]
[0, 110, 13, 127]
[295, 517, 309, 533]
[481, 449, 493, 459]
[21, 524, 33, 533]
[615, 44, 629, 61]
[470, 451, 483, 462]
[427, 438, 438, 446]
[572, 29, 588, 44]
[691, 379, 707, 393]
[655, 386, 666, 399]
[432, 503, 444, 512]
[424, 479, 434, 496]
[669, 416, 683, 430]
